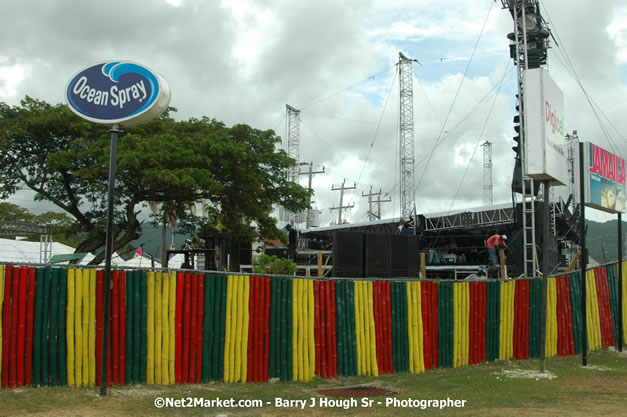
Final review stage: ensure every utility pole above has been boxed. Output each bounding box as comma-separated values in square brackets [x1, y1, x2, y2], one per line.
[398, 52, 417, 220]
[299, 162, 325, 228]
[362, 186, 391, 221]
[330, 180, 356, 224]
[482, 141, 493, 207]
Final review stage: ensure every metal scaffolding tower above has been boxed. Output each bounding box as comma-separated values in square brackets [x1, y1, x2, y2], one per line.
[280, 104, 305, 225]
[398, 52, 416, 220]
[482, 141, 493, 207]
[502, 0, 550, 277]
[286, 104, 301, 184]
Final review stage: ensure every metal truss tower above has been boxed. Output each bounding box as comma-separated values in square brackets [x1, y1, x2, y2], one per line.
[502, 0, 550, 277]
[279, 104, 305, 225]
[286, 104, 301, 184]
[482, 141, 493, 207]
[398, 52, 417, 220]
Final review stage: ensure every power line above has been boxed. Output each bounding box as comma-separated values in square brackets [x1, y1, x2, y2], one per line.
[345, 68, 398, 208]
[299, 66, 396, 110]
[414, 1, 496, 197]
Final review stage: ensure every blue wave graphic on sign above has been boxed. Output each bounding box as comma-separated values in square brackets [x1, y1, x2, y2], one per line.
[102, 62, 159, 117]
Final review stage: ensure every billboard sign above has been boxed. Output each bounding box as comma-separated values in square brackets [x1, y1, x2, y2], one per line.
[583, 142, 626, 213]
[66, 61, 171, 126]
[523, 68, 569, 185]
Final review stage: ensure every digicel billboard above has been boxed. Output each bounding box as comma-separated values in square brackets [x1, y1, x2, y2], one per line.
[523, 68, 569, 186]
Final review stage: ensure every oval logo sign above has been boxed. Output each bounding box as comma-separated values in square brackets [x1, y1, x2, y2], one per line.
[66, 61, 171, 126]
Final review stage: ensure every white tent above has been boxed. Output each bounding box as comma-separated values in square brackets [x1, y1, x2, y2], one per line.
[0, 237, 80, 264]
[121, 254, 161, 269]
[166, 253, 185, 269]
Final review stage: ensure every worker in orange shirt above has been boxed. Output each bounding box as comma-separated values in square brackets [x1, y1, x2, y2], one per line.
[486, 234, 507, 267]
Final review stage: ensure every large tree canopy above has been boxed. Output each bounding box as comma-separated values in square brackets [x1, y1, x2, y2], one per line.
[0, 96, 311, 264]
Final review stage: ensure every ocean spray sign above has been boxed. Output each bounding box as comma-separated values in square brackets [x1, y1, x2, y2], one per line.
[583, 142, 626, 214]
[523, 68, 568, 186]
[66, 61, 171, 126]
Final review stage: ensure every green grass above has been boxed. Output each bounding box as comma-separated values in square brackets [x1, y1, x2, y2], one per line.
[1, 349, 625, 416]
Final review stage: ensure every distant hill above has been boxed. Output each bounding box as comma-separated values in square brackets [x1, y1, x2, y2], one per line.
[585, 219, 626, 263]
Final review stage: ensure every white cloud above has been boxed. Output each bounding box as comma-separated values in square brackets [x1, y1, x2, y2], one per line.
[1, 0, 625, 228]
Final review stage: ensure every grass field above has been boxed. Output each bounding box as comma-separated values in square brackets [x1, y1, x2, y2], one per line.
[1, 349, 625, 417]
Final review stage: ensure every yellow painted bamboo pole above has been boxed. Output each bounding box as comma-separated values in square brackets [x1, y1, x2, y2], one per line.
[360, 281, 370, 375]
[455, 282, 462, 367]
[161, 272, 170, 385]
[462, 282, 469, 367]
[408, 281, 415, 370]
[509, 280, 516, 358]
[74, 268, 83, 385]
[417, 281, 425, 372]
[232, 275, 241, 382]
[408, 282, 417, 372]
[234, 275, 244, 382]
[508, 280, 515, 358]
[154, 272, 162, 384]
[146, 271, 155, 384]
[241, 275, 250, 383]
[66, 269, 75, 386]
[367, 281, 378, 376]
[546, 279, 552, 357]
[81, 269, 90, 386]
[415, 282, 422, 372]
[169, 272, 176, 384]
[552, 278, 557, 357]
[224, 275, 233, 383]
[361, 281, 370, 375]
[354, 281, 364, 376]
[88, 269, 96, 385]
[588, 271, 602, 351]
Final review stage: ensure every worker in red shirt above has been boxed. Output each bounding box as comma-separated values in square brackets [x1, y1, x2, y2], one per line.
[486, 234, 507, 266]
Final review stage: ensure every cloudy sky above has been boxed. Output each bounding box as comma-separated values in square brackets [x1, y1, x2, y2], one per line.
[2, 0, 626, 228]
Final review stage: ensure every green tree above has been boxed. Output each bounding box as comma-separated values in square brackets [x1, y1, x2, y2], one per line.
[0, 202, 82, 247]
[0, 97, 311, 264]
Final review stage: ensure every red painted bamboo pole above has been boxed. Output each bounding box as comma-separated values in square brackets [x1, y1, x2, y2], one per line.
[182, 273, 192, 383]
[119, 271, 126, 385]
[197, 273, 205, 384]
[262, 277, 271, 382]
[111, 271, 119, 384]
[15, 266, 28, 386]
[9, 266, 20, 387]
[247, 276, 256, 383]
[174, 273, 184, 383]
[25, 267, 36, 385]
[189, 274, 199, 383]
[1, 265, 14, 388]
[330, 280, 337, 378]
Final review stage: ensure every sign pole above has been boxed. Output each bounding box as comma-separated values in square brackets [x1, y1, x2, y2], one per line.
[578, 142, 588, 366]
[539, 180, 550, 373]
[100, 125, 121, 396]
[618, 213, 623, 352]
